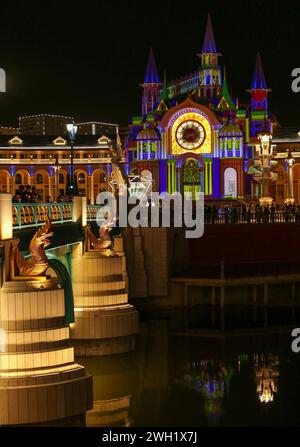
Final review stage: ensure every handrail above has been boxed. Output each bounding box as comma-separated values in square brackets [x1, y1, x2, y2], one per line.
[11, 204, 300, 229]
[12, 202, 73, 229]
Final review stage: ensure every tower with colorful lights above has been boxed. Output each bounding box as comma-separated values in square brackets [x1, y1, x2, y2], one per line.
[126, 14, 274, 200]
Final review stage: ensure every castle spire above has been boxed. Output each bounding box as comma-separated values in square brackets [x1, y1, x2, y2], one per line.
[160, 68, 168, 101]
[141, 47, 161, 115]
[216, 67, 236, 111]
[251, 52, 267, 90]
[248, 52, 271, 114]
[144, 47, 160, 84]
[203, 13, 217, 53]
[198, 14, 221, 100]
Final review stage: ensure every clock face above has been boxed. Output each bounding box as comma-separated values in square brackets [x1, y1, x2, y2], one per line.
[175, 120, 206, 151]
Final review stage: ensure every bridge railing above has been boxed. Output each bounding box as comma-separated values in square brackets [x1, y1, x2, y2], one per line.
[87, 204, 102, 222]
[12, 203, 74, 229]
[204, 212, 299, 225]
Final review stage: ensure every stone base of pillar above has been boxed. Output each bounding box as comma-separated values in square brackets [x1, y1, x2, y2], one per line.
[70, 242, 139, 357]
[86, 397, 132, 427]
[0, 279, 93, 425]
[72, 333, 136, 357]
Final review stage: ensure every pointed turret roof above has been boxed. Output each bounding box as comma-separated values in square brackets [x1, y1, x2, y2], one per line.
[251, 53, 268, 89]
[216, 68, 236, 111]
[144, 47, 160, 84]
[160, 68, 169, 101]
[203, 14, 217, 53]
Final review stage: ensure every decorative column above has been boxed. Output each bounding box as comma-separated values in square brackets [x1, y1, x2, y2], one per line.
[285, 150, 295, 205]
[224, 139, 228, 158]
[0, 193, 12, 240]
[89, 175, 94, 205]
[48, 175, 53, 202]
[209, 161, 213, 195]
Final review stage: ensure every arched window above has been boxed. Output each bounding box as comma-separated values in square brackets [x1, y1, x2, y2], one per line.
[183, 159, 201, 199]
[224, 168, 237, 197]
[78, 173, 86, 184]
[15, 173, 22, 185]
[36, 174, 43, 184]
[141, 169, 153, 195]
[59, 173, 65, 185]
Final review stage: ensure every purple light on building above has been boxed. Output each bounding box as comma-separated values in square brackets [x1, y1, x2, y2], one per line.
[106, 164, 112, 175]
[87, 165, 93, 176]
[212, 158, 221, 198]
[159, 160, 167, 193]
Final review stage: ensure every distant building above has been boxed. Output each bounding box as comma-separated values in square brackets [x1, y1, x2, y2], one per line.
[19, 114, 74, 136]
[0, 132, 123, 202]
[76, 121, 118, 136]
[0, 127, 18, 135]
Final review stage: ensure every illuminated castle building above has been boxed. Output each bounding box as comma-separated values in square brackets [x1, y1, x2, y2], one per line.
[126, 14, 289, 202]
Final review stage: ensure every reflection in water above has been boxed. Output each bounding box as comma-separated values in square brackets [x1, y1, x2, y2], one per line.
[254, 353, 279, 404]
[175, 360, 232, 426]
[76, 306, 300, 427]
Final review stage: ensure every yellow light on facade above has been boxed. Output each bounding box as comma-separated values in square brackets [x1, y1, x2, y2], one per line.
[171, 112, 212, 155]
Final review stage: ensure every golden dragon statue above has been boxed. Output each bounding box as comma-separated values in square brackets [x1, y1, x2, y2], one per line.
[11, 219, 53, 278]
[86, 223, 113, 251]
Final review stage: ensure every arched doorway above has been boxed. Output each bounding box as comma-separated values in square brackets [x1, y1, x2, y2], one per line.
[0, 169, 10, 193]
[34, 169, 50, 202]
[92, 169, 107, 200]
[183, 158, 202, 199]
[75, 169, 87, 197]
[47, 258, 74, 324]
[14, 170, 31, 195]
[140, 169, 153, 196]
[224, 167, 237, 198]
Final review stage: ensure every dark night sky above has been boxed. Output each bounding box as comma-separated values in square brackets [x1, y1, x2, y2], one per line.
[0, 0, 300, 127]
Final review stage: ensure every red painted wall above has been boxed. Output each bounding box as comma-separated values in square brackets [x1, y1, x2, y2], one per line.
[189, 224, 300, 266]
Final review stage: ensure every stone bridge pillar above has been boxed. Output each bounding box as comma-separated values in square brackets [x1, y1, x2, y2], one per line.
[70, 236, 139, 357]
[0, 195, 93, 425]
[0, 193, 12, 240]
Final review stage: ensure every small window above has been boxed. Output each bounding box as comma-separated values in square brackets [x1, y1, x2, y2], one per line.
[36, 174, 43, 184]
[15, 173, 22, 185]
[59, 174, 65, 184]
[78, 173, 86, 184]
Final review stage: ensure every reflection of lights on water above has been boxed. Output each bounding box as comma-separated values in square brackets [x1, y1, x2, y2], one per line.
[259, 390, 274, 404]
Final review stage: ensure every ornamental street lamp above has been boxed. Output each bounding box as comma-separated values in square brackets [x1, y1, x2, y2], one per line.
[257, 130, 274, 207]
[66, 123, 79, 197]
[285, 149, 295, 205]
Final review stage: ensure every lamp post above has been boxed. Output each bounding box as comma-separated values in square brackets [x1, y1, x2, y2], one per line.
[258, 131, 274, 207]
[66, 123, 79, 197]
[285, 149, 295, 205]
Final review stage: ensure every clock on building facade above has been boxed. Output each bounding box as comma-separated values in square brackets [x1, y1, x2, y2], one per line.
[171, 111, 212, 155]
[175, 120, 206, 151]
